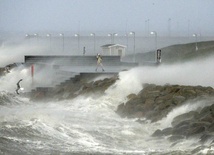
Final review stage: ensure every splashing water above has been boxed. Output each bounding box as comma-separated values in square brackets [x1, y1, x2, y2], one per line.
[1, 89, 212, 154]
[1, 55, 214, 154]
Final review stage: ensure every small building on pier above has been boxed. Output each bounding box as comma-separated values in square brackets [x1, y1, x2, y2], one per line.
[101, 44, 126, 57]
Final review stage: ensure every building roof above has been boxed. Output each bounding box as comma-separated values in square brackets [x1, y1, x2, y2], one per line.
[101, 44, 126, 48]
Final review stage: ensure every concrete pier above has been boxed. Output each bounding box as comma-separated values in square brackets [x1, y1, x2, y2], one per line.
[24, 55, 137, 96]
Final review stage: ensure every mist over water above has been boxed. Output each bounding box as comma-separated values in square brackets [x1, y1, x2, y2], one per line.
[1, 36, 214, 154]
[125, 55, 214, 88]
[0, 60, 213, 154]
[1, 34, 214, 67]
[0, 90, 197, 154]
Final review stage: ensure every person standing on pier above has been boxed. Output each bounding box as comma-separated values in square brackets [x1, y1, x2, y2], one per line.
[95, 53, 105, 72]
[83, 47, 86, 55]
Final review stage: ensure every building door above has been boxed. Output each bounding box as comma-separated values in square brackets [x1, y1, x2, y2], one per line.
[118, 49, 122, 56]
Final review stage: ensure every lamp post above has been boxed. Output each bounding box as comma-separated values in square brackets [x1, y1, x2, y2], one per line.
[108, 33, 112, 43]
[150, 31, 157, 50]
[168, 18, 171, 37]
[108, 33, 118, 44]
[46, 33, 51, 51]
[113, 33, 118, 43]
[129, 31, 135, 62]
[25, 34, 30, 38]
[147, 19, 150, 36]
[198, 33, 201, 42]
[145, 20, 147, 36]
[59, 33, 64, 53]
[34, 33, 39, 44]
[193, 33, 198, 51]
[75, 33, 80, 52]
[188, 19, 190, 39]
[151, 31, 157, 62]
[25, 34, 31, 44]
[125, 32, 129, 54]
[90, 33, 96, 52]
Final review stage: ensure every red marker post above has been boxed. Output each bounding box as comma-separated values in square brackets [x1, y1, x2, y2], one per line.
[31, 65, 34, 85]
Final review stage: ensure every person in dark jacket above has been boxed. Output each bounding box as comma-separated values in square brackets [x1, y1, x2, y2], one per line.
[16, 79, 23, 94]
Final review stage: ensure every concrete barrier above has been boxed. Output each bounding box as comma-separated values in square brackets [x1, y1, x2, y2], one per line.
[25, 55, 138, 95]
[25, 55, 123, 66]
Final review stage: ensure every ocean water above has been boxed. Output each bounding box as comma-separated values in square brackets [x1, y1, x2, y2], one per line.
[1, 57, 214, 155]
[0, 35, 214, 154]
[1, 87, 212, 155]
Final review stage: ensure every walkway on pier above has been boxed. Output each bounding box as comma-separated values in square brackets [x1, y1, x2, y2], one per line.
[25, 55, 137, 92]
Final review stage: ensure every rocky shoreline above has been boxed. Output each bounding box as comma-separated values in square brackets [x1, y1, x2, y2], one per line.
[116, 84, 214, 121]
[30, 73, 119, 101]
[116, 83, 214, 145]
[1, 66, 214, 149]
[30, 72, 214, 146]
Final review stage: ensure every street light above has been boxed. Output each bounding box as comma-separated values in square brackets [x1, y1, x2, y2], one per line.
[46, 33, 51, 51]
[193, 33, 198, 51]
[59, 33, 64, 53]
[125, 33, 129, 54]
[90, 33, 96, 52]
[108, 33, 112, 43]
[150, 31, 157, 50]
[25, 34, 31, 45]
[75, 33, 80, 52]
[145, 20, 147, 36]
[25, 34, 30, 38]
[168, 18, 171, 37]
[113, 33, 118, 43]
[108, 33, 118, 43]
[151, 31, 157, 62]
[34, 33, 39, 44]
[129, 31, 135, 62]
[144, 19, 150, 36]
[188, 19, 190, 39]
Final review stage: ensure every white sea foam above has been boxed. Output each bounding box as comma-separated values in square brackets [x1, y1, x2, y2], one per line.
[1, 48, 214, 154]
[158, 99, 214, 129]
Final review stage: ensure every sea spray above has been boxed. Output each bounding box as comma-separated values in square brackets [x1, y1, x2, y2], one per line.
[158, 98, 214, 129]
[0, 90, 169, 154]
[1, 84, 214, 154]
[0, 66, 31, 92]
[1, 56, 214, 154]
[127, 55, 214, 88]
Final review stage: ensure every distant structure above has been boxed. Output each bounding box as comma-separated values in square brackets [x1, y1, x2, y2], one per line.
[101, 44, 126, 57]
[157, 49, 161, 63]
[83, 46, 86, 55]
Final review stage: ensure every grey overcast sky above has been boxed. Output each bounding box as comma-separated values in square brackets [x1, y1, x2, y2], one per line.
[0, 0, 214, 36]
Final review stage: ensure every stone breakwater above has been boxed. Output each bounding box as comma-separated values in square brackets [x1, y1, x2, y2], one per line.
[116, 83, 214, 144]
[3, 66, 214, 146]
[30, 73, 118, 101]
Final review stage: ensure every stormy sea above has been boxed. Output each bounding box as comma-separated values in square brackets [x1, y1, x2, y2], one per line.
[1, 54, 214, 155]
[1, 35, 214, 155]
